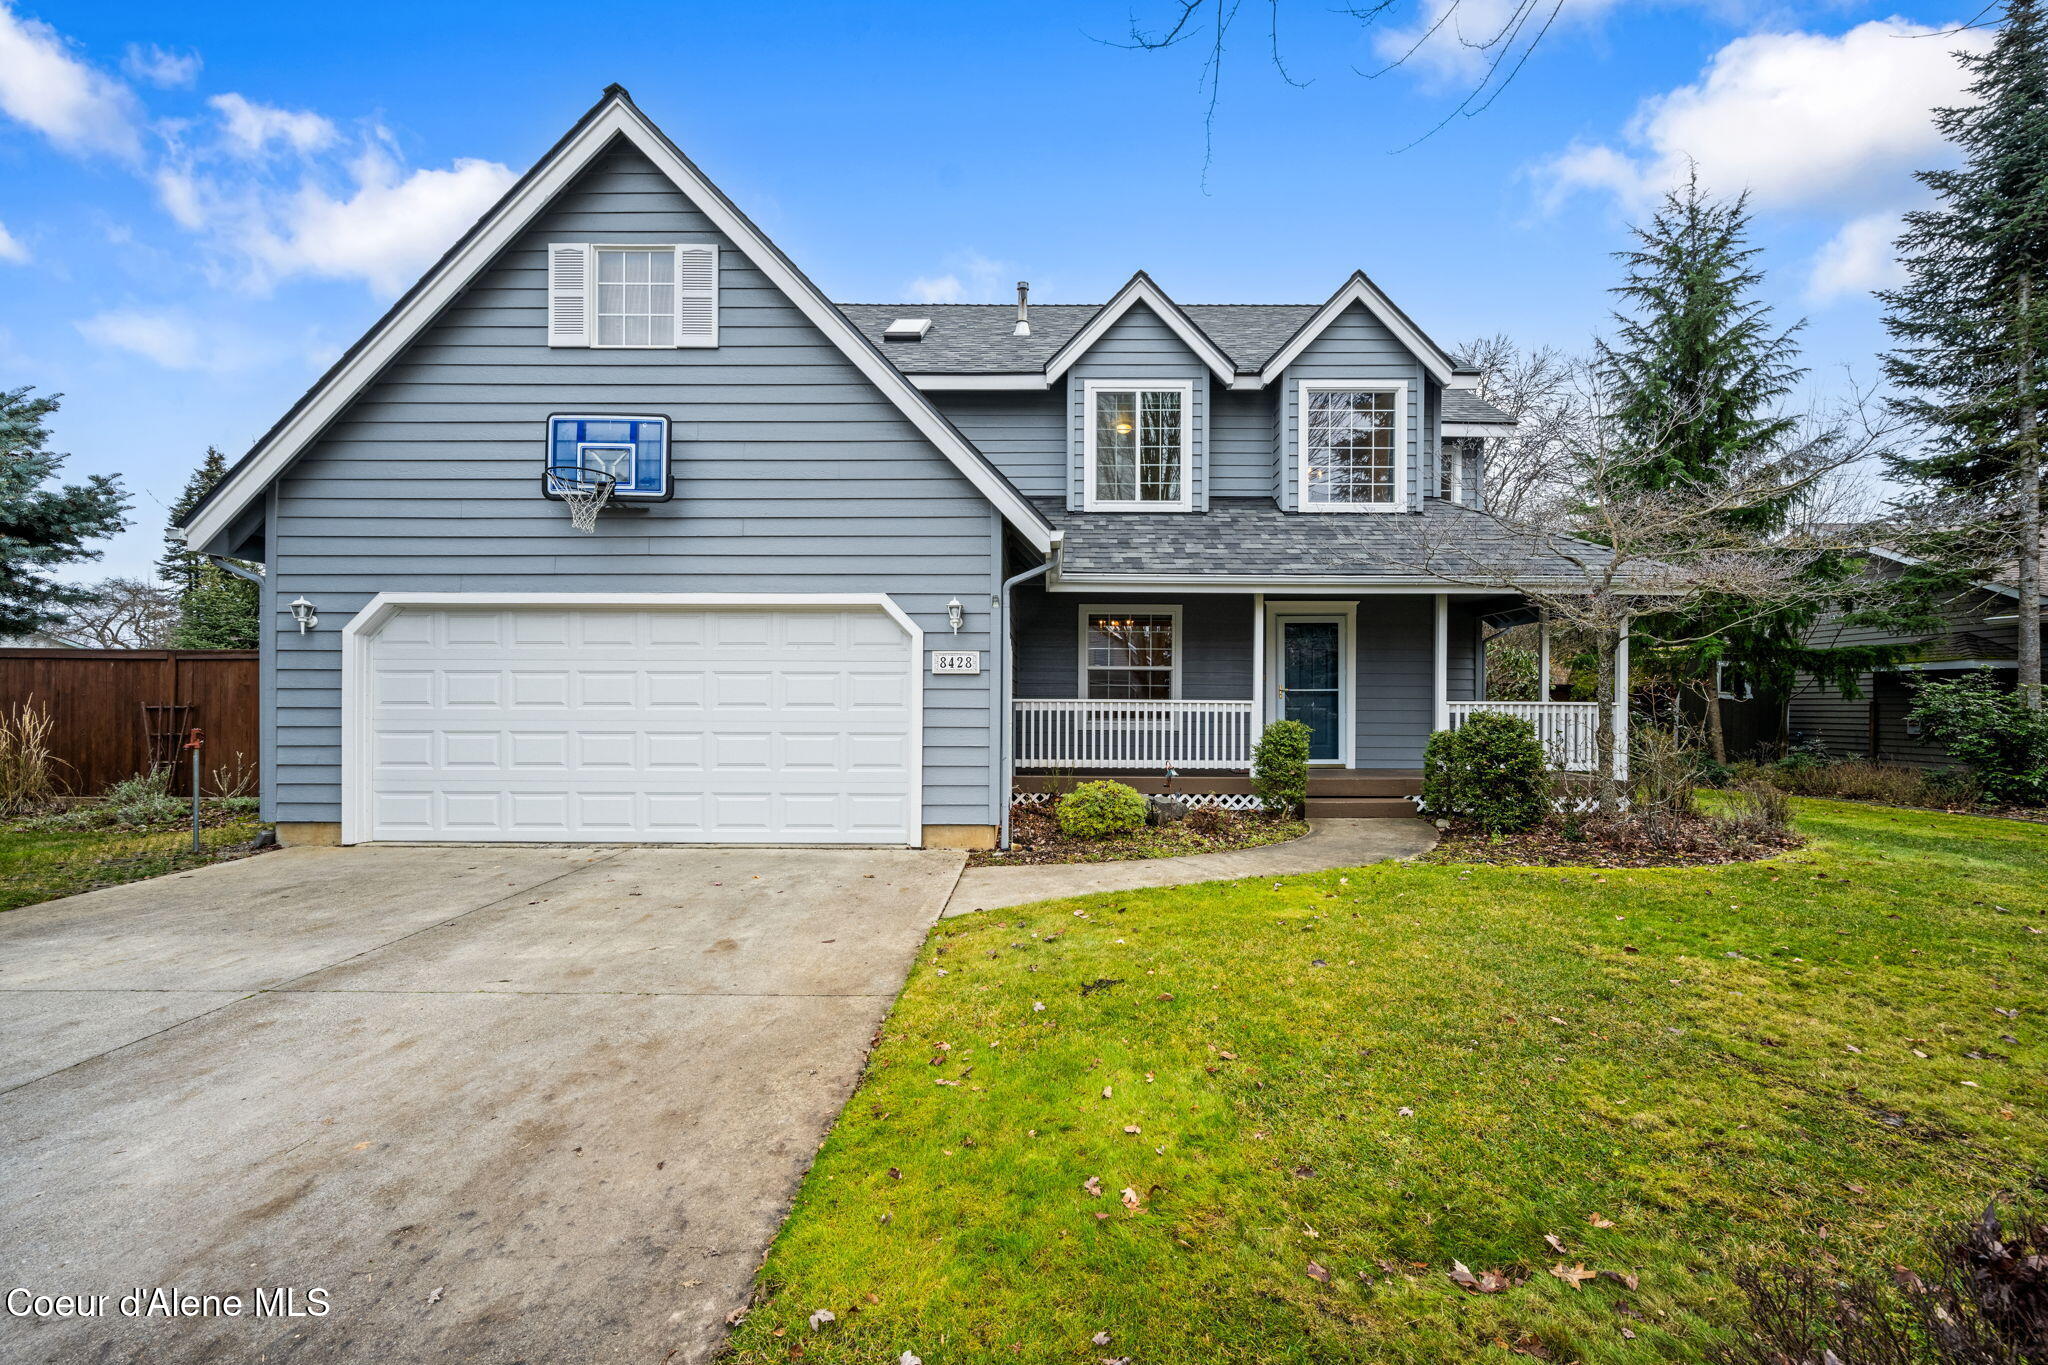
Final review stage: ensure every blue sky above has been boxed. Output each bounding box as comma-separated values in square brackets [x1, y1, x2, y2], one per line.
[0, 0, 1986, 579]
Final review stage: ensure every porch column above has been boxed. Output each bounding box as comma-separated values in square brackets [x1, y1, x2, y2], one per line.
[1612, 617, 1630, 781]
[1251, 592, 1266, 734]
[1432, 594, 1449, 732]
[1536, 611, 1551, 702]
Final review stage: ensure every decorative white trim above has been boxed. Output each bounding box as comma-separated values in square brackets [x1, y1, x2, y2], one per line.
[1044, 575, 1688, 593]
[1297, 379, 1409, 514]
[1262, 599, 1357, 768]
[907, 372, 1050, 391]
[1081, 379, 1195, 513]
[1432, 594, 1449, 733]
[1045, 273, 1237, 385]
[182, 91, 1053, 555]
[1260, 272, 1457, 386]
[1888, 658, 2019, 671]
[339, 591, 924, 847]
[1077, 604, 1184, 700]
[1443, 421, 1515, 438]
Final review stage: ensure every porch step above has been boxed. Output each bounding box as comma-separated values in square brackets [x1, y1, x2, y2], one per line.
[1304, 797, 1422, 819]
[1306, 772, 1422, 798]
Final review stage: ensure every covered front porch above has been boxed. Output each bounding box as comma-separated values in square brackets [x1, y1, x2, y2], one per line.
[1007, 587, 1619, 805]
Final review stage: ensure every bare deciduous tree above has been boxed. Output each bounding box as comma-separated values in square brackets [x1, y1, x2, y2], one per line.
[1423, 382, 1897, 812]
[1453, 333, 1596, 521]
[40, 577, 181, 649]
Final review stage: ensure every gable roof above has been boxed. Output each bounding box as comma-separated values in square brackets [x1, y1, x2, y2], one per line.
[180, 87, 1055, 555]
[836, 274, 1462, 390]
[1041, 272, 1238, 384]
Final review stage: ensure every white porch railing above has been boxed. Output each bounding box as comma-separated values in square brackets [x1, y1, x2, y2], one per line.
[1013, 699, 1256, 770]
[1446, 701, 1603, 773]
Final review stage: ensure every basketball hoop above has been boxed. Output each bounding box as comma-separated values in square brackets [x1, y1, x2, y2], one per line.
[545, 464, 616, 533]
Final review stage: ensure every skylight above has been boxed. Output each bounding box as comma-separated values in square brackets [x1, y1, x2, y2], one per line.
[882, 318, 931, 341]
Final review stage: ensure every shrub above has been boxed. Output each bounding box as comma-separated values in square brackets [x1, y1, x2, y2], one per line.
[1761, 758, 1980, 809]
[1422, 711, 1549, 834]
[1183, 805, 1228, 837]
[1251, 720, 1312, 816]
[1909, 672, 2048, 805]
[1630, 724, 1704, 819]
[1716, 779, 1793, 840]
[1055, 780, 1149, 839]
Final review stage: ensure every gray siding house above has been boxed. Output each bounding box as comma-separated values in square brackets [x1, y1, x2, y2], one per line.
[181, 88, 1614, 850]
[1790, 550, 2045, 768]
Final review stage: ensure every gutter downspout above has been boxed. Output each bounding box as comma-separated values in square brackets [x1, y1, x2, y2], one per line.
[997, 544, 1057, 850]
[206, 555, 265, 586]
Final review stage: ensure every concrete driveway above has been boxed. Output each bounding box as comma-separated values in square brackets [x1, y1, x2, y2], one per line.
[0, 843, 962, 1365]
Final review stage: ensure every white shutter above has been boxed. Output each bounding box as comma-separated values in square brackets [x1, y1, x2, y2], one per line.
[673, 243, 718, 348]
[547, 243, 592, 347]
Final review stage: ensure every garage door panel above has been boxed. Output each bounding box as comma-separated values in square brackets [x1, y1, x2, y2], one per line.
[365, 605, 916, 843]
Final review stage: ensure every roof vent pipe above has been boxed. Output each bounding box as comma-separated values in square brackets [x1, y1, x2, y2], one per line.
[1014, 281, 1031, 337]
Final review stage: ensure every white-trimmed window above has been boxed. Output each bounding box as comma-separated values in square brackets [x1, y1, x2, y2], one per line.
[548, 242, 718, 349]
[1300, 380, 1406, 512]
[1083, 380, 1192, 511]
[1715, 661, 1754, 702]
[595, 247, 675, 347]
[1079, 606, 1181, 699]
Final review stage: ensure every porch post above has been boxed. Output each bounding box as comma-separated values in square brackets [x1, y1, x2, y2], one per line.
[1251, 592, 1266, 734]
[1612, 617, 1631, 781]
[1432, 594, 1449, 732]
[1536, 611, 1551, 702]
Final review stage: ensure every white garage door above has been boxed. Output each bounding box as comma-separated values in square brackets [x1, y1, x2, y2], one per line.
[361, 603, 917, 843]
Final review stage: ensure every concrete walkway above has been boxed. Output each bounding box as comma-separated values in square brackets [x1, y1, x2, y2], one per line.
[943, 816, 1437, 916]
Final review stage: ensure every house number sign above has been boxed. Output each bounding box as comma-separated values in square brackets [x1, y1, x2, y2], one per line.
[930, 651, 981, 675]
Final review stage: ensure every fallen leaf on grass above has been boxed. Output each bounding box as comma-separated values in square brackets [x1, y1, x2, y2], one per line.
[1092, 1331, 1112, 1346]
[1543, 1234, 1566, 1254]
[1083, 1176, 1103, 1196]
[1306, 1260, 1331, 1282]
[1121, 1187, 1143, 1212]
[1586, 1213, 1615, 1228]
[1504, 1334, 1552, 1359]
[1123, 1124, 1141, 1135]
[809, 1309, 836, 1332]
[1550, 1263, 1597, 1288]
[1599, 1270, 1640, 1290]
[1448, 1261, 1514, 1294]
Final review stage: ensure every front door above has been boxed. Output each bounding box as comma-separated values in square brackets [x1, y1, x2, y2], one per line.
[1279, 618, 1344, 763]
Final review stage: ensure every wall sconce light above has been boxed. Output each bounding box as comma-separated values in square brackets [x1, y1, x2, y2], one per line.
[946, 598, 965, 635]
[289, 596, 319, 634]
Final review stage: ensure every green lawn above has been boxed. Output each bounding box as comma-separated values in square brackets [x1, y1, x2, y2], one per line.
[729, 801, 2048, 1364]
[0, 817, 263, 913]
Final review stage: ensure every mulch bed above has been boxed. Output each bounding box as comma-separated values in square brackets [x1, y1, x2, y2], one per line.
[970, 806, 1308, 867]
[1426, 811, 1805, 869]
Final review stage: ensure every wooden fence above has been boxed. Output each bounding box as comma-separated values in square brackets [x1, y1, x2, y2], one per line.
[0, 649, 259, 796]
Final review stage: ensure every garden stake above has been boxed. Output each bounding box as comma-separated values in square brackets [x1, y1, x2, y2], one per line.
[185, 728, 204, 854]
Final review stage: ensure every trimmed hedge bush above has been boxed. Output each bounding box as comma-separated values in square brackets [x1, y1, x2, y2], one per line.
[1421, 710, 1549, 834]
[1252, 719, 1312, 816]
[1909, 672, 2048, 805]
[1056, 780, 1150, 839]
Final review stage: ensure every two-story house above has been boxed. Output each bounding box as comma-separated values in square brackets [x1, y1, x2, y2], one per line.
[178, 87, 1620, 850]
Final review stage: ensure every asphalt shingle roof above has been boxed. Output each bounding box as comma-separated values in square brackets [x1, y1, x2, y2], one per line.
[1043, 497, 1619, 581]
[1442, 390, 1514, 425]
[837, 302, 1320, 374]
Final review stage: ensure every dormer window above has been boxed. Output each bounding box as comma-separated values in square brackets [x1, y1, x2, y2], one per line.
[1299, 380, 1405, 512]
[1083, 380, 1192, 512]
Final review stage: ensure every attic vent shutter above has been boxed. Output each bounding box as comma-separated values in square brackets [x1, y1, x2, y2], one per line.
[673, 243, 718, 347]
[547, 243, 591, 347]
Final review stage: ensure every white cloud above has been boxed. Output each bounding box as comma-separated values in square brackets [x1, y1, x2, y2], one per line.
[264, 148, 515, 294]
[76, 309, 224, 370]
[0, 221, 27, 264]
[121, 42, 200, 88]
[208, 92, 336, 159]
[1807, 210, 1910, 303]
[0, 2, 140, 157]
[906, 251, 1011, 305]
[1542, 18, 1990, 213]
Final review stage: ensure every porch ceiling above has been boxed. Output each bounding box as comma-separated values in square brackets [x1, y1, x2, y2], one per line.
[1042, 498, 1622, 584]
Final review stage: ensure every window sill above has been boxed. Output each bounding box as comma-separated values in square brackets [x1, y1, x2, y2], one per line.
[1081, 502, 1195, 514]
[1298, 501, 1405, 514]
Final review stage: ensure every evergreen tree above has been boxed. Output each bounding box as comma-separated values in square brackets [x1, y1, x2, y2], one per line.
[1596, 179, 1897, 759]
[1880, 0, 2048, 708]
[0, 386, 128, 639]
[160, 447, 259, 650]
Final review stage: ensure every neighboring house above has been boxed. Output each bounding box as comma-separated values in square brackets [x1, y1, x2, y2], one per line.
[179, 87, 1622, 851]
[1789, 548, 2046, 768]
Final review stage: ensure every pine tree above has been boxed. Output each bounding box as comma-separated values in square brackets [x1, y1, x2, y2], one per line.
[1880, 0, 2048, 708]
[1595, 178, 1892, 759]
[160, 447, 259, 650]
[0, 386, 128, 639]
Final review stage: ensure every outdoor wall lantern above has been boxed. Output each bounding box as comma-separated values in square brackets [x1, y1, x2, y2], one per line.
[946, 598, 965, 635]
[289, 596, 319, 634]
